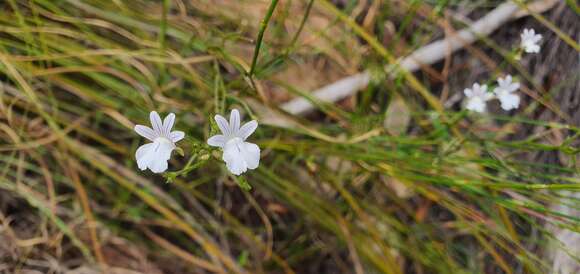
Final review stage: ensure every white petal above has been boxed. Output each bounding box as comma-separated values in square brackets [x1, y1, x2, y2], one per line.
[479, 84, 488, 93]
[505, 75, 512, 83]
[163, 113, 176, 137]
[136, 143, 156, 170]
[499, 93, 520, 111]
[148, 140, 174, 173]
[136, 138, 174, 173]
[229, 109, 240, 134]
[509, 82, 520, 92]
[241, 142, 260, 170]
[464, 88, 473, 97]
[223, 141, 247, 175]
[149, 158, 169, 173]
[134, 125, 157, 141]
[497, 77, 505, 87]
[482, 92, 494, 101]
[207, 134, 227, 147]
[237, 120, 258, 140]
[155, 139, 175, 160]
[150, 111, 164, 135]
[466, 98, 486, 113]
[214, 114, 231, 136]
[170, 131, 185, 143]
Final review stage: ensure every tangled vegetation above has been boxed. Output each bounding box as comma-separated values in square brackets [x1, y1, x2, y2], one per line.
[0, 0, 578, 273]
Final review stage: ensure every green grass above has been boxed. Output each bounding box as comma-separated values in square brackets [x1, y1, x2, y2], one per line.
[0, 0, 578, 273]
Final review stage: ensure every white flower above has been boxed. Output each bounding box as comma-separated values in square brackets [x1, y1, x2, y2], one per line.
[493, 75, 521, 111]
[134, 111, 185, 173]
[520, 28, 542, 53]
[207, 109, 260, 175]
[464, 83, 493, 113]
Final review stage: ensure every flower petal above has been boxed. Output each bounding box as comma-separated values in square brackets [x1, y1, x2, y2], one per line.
[170, 131, 185, 143]
[483, 92, 494, 101]
[223, 141, 247, 175]
[509, 82, 520, 92]
[134, 125, 157, 141]
[214, 114, 230, 136]
[466, 97, 486, 113]
[207, 134, 227, 147]
[136, 143, 156, 170]
[229, 109, 240, 134]
[150, 111, 164, 135]
[497, 78, 505, 87]
[237, 120, 258, 140]
[499, 93, 520, 111]
[155, 139, 175, 160]
[136, 138, 175, 173]
[479, 84, 488, 93]
[148, 139, 174, 173]
[464, 88, 473, 97]
[149, 158, 169, 173]
[163, 113, 176, 137]
[241, 142, 260, 170]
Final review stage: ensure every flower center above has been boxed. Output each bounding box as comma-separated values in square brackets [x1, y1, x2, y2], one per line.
[226, 137, 243, 146]
[153, 137, 175, 151]
[154, 136, 172, 144]
[225, 137, 244, 153]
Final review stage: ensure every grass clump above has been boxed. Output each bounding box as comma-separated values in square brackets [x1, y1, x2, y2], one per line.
[0, 0, 578, 273]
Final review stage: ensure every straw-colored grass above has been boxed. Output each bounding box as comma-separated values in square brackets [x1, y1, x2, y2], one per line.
[0, 0, 578, 273]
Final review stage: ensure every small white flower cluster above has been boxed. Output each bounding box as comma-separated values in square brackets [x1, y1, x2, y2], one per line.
[464, 75, 520, 113]
[135, 29, 542, 172]
[464, 28, 540, 113]
[134, 109, 259, 175]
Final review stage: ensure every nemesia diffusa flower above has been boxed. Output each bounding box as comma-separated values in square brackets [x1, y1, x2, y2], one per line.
[464, 83, 493, 113]
[207, 109, 260, 176]
[134, 111, 184, 173]
[493, 75, 521, 111]
[520, 28, 542, 53]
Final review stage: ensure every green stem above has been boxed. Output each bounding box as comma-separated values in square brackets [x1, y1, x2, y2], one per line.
[289, 0, 315, 49]
[248, 0, 279, 76]
[158, 0, 170, 83]
[159, 0, 169, 50]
